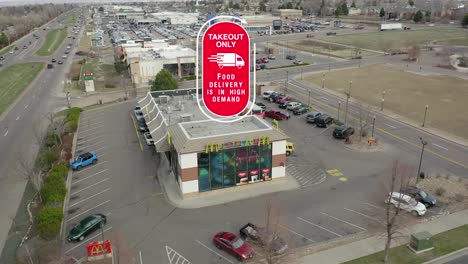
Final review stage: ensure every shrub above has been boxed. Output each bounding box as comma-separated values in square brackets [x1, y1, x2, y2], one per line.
[39, 151, 58, 171]
[38, 207, 64, 240]
[46, 132, 60, 148]
[454, 194, 465, 202]
[104, 83, 115, 88]
[435, 187, 446, 196]
[41, 173, 66, 206]
[50, 163, 68, 177]
[333, 119, 344, 126]
[66, 107, 82, 132]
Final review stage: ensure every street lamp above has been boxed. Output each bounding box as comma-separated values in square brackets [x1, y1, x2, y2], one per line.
[322, 78, 325, 88]
[284, 70, 289, 92]
[422, 105, 429, 127]
[417, 137, 428, 183]
[308, 89, 311, 108]
[337, 101, 341, 121]
[380, 90, 386, 111]
[372, 115, 376, 137]
[344, 81, 352, 124]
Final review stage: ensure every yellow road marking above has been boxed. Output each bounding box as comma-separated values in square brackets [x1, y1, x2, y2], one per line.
[326, 169, 343, 177]
[287, 82, 468, 170]
[339, 177, 348, 182]
[130, 113, 144, 152]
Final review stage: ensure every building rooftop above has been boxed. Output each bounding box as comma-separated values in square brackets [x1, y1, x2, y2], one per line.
[125, 46, 195, 61]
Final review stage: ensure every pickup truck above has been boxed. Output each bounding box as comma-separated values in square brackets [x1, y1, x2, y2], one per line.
[239, 223, 288, 255]
[265, 110, 286, 120]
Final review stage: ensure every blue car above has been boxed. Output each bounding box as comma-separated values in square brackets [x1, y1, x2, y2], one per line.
[71, 151, 98, 171]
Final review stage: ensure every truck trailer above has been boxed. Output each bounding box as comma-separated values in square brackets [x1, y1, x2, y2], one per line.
[379, 23, 402, 31]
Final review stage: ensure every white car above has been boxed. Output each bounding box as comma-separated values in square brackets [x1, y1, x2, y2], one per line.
[286, 102, 301, 110]
[262, 91, 276, 100]
[386, 192, 426, 216]
[134, 106, 144, 121]
[62, 55, 67, 59]
[143, 132, 154, 146]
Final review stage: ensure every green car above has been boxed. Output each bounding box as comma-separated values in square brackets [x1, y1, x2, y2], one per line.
[67, 213, 107, 242]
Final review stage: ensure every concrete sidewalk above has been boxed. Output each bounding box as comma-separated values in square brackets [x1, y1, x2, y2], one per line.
[156, 153, 300, 209]
[297, 209, 468, 264]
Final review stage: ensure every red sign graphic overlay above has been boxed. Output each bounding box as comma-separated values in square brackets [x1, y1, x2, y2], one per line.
[203, 21, 250, 117]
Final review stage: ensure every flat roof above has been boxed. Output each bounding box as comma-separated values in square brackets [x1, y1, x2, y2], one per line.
[180, 116, 271, 139]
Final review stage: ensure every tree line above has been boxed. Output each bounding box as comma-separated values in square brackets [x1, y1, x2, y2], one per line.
[0, 4, 74, 49]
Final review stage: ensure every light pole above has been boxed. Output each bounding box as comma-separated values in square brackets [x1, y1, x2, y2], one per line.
[322, 78, 325, 88]
[337, 101, 341, 121]
[301, 68, 303, 80]
[417, 137, 428, 183]
[285, 70, 289, 92]
[344, 81, 352, 124]
[66, 92, 71, 109]
[380, 90, 386, 111]
[308, 89, 311, 108]
[372, 115, 376, 137]
[422, 105, 429, 127]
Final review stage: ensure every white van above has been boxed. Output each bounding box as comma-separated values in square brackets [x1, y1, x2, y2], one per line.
[286, 102, 301, 110]
[263, 91, 275, 100]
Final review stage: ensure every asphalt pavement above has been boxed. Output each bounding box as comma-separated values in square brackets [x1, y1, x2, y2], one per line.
[0, 9, 83, 256]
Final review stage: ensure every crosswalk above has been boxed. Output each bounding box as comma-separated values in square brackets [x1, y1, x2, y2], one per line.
[287, 164, 327, 187]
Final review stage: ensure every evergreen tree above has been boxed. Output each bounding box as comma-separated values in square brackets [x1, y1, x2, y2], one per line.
[413, 10, 423, 23]
[379, 8, 385, 18]
[151, 69, 177, 91]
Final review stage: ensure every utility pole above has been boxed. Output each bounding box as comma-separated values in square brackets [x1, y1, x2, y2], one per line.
[372, 115, 376, 137]
[337, 101, 341, 121]
[422, 105, 429, 127]
[322, 78, 325, 88]
[285, 70, 289, 92]
[344, 81, 352, 124]
[380, 90, 386, 111]
[308, 90, 311, 108]
[417, 137, 428, 183]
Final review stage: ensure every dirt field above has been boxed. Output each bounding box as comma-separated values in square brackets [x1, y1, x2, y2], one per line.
[276, 40, 378, 59]
[303, 64, 468, 139]
[317, 29, 468, 52]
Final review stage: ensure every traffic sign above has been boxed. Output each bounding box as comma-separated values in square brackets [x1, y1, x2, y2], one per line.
[202, 21, 250, 117]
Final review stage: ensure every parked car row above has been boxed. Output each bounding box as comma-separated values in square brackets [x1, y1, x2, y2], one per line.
[385, 187, 437, 217]
[134, 106, 154, 146]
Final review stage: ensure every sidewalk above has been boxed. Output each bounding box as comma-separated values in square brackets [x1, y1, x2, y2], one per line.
[297, 209, 468, 264]
[156, 153, 300, 209]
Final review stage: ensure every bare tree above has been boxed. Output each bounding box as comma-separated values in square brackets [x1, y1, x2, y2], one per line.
[383, 160, 414, 263]
[16, 152, 43, 194]
[437, 45, 453, 67]
[356, 103, 373, 141]
[407, 46, 421, 62]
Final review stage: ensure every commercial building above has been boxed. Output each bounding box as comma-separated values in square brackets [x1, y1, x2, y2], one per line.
[123, 45, 195, 85]
[137, 89, 289, 194]
[147, 12, 199, 25]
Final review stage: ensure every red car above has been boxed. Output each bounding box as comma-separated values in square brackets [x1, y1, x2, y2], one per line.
[213, 231, 254, 261]
[261, 57, 269, 63]
[275, 96, 291, 104]
[265, 110, 286, 120]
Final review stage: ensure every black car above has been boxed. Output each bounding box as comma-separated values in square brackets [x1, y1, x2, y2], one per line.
[51, 59, 56, 63]
[268, 92, 284, 102]
[137, 118, 149, 132]
[402, 187, 437, 208]
[306, 112, 322, 123]
[315, 114, 333, 128]
[47, 64, 54, 69]
[278, 102, 288, 109]
[326, 32, 337, 36]
[58, 60, 63, 64]
[67, 214, 107, 242]
[286, 55, 296, 60]
[0, 56, 4, 60]
[333, 125, 355, 139]
[293, 106, 309, 115]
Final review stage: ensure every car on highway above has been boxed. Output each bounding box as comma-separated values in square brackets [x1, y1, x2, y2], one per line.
[240, 223, 288, 255]
[326, 32, 337, 36]
[8, 50, 14, 54]
[402, 187, 437, 208]
[306, 112, 322, 123]
[23, 45, 27, 49]
[47, 64, 54, 69]
[213, 231, 254, 261]
[67, 214, 107, 242]
[51, 59, 56, 63]
[293, 59, 303, 65]
[64, 50, 70, 54]
[386, 192, 426, 216]
[293, 106, 309, 115]
[58, 60, 63, 64]
[62, 55, 67, 59]
[0, 56, 4, 60]
[315, 114, 333, 128]
[265, 110, 286, 120]
[333, 125, 355, 139]
[143, 132, 154, 146]
[71, 151, 98, 171]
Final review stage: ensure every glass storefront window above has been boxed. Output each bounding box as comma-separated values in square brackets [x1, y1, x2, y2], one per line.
[198, 153, 210, 192]
[210, 152, 223, 190]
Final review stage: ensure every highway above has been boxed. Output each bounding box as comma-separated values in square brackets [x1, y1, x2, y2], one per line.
[0, 9, 83, 255]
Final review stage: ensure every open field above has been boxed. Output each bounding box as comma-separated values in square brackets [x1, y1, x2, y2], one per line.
[0, 62, 43, 114]
[78, 32, 92, 52]
[317, 29, 468, 52]
[36, 28, 67, 56]
[344, 224, 468, 264]
[276, 40, 378, 59]
[80, 56, 130, 91]
[304, 64, 468, 139]
[0, 46, 13, 56]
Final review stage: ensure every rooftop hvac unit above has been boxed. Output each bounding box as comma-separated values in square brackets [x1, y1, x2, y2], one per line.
[180, 114, 191, 122]
[159, 95, 169, 104]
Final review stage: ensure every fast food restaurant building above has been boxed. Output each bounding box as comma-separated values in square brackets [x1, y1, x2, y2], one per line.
[138, 89, 289, 194]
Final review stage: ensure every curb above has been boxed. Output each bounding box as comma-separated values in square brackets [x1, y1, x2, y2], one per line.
[423, 247, 468, 264]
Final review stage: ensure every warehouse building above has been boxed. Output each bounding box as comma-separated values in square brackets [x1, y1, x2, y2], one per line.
[137, 89, 289, 194]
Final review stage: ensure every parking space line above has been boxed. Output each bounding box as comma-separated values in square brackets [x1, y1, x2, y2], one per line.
[71, 178, 109, 195]
[195, 240, 233, 264]
[77, 134, 105, 143]
[79, 120, 105, 128]
[66, 200, 111, 222]
[78, 125, 104, 134]
[297, 217, 343, 237]
[69, 188, 110, 208]
[384, 123, 396, 129]
[76, 141, 105, 152]
[320, 212, 366, 231]
[433, 143, 449, 151]
[344, 208, 378, 221]
[72, 169, 108, 185]
[360, 202, 382, 209]
[78, 130, 102, 138]
[73, 161, 108, 174]
[139, 251, 143, 264]
[278, 224, 315, 243]
[64, 227, 112, 254]
[93, 145, 107, 153]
